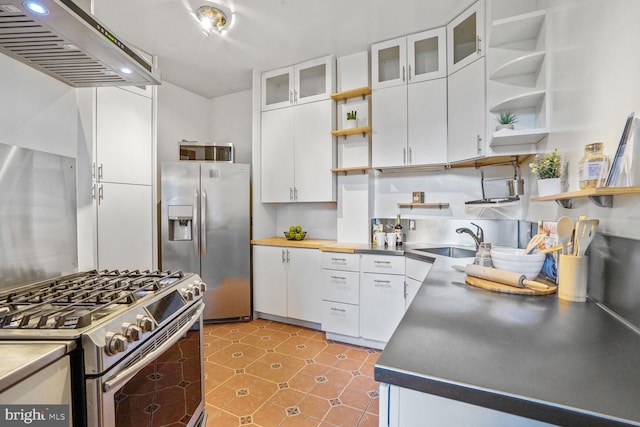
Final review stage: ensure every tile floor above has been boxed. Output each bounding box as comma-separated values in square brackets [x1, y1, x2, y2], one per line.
[203, 319, 380, 427]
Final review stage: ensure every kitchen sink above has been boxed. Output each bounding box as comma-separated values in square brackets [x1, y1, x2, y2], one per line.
[415, 246, 476, 258]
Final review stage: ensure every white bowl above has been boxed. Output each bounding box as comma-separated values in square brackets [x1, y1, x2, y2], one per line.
[490, 247, 545, 280]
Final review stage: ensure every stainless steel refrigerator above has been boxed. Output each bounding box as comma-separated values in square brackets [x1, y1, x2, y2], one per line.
[161, 161, 250, 322]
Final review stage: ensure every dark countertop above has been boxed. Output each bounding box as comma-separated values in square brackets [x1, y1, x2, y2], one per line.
[374, 254, 640, 426]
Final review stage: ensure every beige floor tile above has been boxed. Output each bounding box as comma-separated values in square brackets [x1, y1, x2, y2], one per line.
[202, 320, 378, 427]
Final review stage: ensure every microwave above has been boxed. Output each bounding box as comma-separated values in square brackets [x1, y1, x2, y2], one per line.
[179, 141, 234, 162]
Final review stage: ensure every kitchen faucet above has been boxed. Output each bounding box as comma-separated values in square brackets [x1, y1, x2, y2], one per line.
[456, 222, 484, 249]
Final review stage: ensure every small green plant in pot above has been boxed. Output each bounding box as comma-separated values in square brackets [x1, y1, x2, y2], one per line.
[346, 110, 357, 128]
[496, 111, 518, 130]
[529, 148, 564, 196]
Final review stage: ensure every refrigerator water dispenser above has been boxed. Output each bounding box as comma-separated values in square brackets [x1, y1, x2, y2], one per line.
[168, 205, 193, 241]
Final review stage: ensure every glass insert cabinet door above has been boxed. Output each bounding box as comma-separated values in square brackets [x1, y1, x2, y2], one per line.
[447, 0, 485, 75]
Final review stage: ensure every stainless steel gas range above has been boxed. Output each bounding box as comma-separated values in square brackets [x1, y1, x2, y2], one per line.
[0, 269, 207, 427]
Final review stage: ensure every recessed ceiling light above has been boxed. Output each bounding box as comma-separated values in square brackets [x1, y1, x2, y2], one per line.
[196, 5, 227, 35]
[23, 1, 48, 15]
[120, 67, 133, 75]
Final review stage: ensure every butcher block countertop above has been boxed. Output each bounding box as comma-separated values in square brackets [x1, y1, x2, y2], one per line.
[251, 237, 363, 253]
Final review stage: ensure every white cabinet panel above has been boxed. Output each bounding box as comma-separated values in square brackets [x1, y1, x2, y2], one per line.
[360, 272, 405, 342]
[405, 258, 433, 282]
[321, 252, 360, 272]
[253, 245, 288, 317]
[322, 269, 360, 305]
[294, 100, 336, 202]
[448, 58, 486, 162]
[361, 254, 405, 275]
[322, 301, 359, 337]
[287, 248, 322, 323]
[96, 182, 152, 271]
[260, 108, 295, 202]
[407, 79, 448, 165]
[96, 87, 152, 186]
[405, 277, 422, 310]
[372, 85, 407, 168]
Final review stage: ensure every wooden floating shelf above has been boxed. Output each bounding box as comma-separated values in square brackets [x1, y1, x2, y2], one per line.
[331, 166, 371, 175]
[398, 202, 450, 210]
[531, 186, 640, 208]
[330, 87, 372, 102]
[331, 126, 372, 139]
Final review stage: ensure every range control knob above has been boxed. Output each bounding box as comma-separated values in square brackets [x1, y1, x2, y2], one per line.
[196, 280, 207, 293]
[189, 284, 202, 296]
[181, 288, 194, 301]
[135, 314, 155, 333]
[122, 322, 143, 342]
[104, 332, 128, 355]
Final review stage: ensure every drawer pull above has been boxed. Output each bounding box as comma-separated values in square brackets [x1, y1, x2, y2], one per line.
[330, 307, 346, 313]
[331, 276, 347, 281]
[374, 261, 391, 264]
[331, 257, 347, 262]
[374, 280, 391, 285]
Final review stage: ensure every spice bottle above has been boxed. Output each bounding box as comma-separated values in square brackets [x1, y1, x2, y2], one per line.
[394, 214, 403, 246]
[578, 142, 607, 189]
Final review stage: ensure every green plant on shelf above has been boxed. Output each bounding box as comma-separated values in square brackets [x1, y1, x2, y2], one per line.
[346, 110, 357, 120]
[529, 147, 562, 179]
[497, 111, 518, 125]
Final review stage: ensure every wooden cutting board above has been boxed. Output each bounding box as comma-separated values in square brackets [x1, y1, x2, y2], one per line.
[465, 276, 557, 295]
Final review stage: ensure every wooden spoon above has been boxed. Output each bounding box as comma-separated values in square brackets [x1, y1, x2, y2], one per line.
[557, 216, 574, 255]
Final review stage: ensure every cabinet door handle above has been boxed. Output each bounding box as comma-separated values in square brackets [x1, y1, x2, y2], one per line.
[330, 275, 347, 281]
[98, 184, 103, 204]
[409, 147, 413, 164]
[91, 183, 96, 200]
[404, 281, 408, 298]
[286, 249, 290, 263]
[289, 90, 293, 104]
[294, 89, 298, 103]
[294, 187, 298, 201]
[330, 307, 346, 313]
[97, 163, 103, 180]
[476, 35, 482, 54]
[408, 64, 412, 81]
[282, 249, 286, 263]
[289, 187, 293, 201]
[402, 65, 406, 82]
[403, 148, 407, 165]
[476, 134, 483, 154]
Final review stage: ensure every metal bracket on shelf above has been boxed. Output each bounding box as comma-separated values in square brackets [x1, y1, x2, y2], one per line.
[588, 195, 613, 208]
[555, 199, 573, 209]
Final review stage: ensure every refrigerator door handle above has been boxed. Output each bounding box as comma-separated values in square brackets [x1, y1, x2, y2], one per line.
[193, 188, 199, 257]
[201, 188, 207, 257]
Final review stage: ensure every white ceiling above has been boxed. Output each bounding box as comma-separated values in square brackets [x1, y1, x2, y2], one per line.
[92, 0, 473, 99]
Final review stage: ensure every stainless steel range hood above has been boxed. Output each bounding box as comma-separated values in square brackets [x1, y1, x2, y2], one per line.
[0, 0, 161, 87]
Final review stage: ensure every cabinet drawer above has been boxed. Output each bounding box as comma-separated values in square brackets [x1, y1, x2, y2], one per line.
[360, 273, 405, 342]
[361, 254, 405, 275]
[321, 301, 359, 337]
[406, 258, 433, 282]
[321, 252, 360, 272]
[322, 269, 359, 305]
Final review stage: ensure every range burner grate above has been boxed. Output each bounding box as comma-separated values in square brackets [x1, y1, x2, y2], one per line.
[0, 270, 184, 329]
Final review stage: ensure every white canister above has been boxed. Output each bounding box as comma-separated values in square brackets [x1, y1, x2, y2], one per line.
[374, 232, 386, 247]
[385, 232, 397, 247]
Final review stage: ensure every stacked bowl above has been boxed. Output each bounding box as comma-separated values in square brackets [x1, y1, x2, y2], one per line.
[490, 247, 545, 280]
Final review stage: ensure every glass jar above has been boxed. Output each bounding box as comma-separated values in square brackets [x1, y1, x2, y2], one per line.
[474, 242, 493, 267]
[578, 142, 607, 189]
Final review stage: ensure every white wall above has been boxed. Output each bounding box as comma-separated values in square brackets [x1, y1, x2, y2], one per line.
[210, 90, 252, 165]
[525, 0, 640, 238]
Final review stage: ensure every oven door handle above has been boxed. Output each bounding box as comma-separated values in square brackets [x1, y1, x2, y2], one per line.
[103, 304, 204, 393]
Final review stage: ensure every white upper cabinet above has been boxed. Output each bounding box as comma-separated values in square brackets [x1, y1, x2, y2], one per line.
[372, 28, 446, 90]
[261, 55, 335, 111]
[447, 0, 485, 75]
[372, 28, 448, 168]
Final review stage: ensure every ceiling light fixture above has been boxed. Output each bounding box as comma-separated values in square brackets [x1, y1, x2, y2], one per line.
[196, 5, 227, 35]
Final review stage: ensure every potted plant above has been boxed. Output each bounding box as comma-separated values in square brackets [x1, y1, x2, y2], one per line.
[346, 110, 357, 129]
[529, 148, 563, 196]
[496, 111, 518, 131]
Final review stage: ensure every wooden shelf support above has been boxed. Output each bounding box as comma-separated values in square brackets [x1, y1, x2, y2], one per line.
[397, 202, 450, 210]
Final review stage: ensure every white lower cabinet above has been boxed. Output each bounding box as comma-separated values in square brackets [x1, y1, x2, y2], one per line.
[360, 255, 406, 343]
[321, 252, 360, 337]
[405, 257, 433, 309]
[253, 245, 321, 323]
[380, 383, 555, 427]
